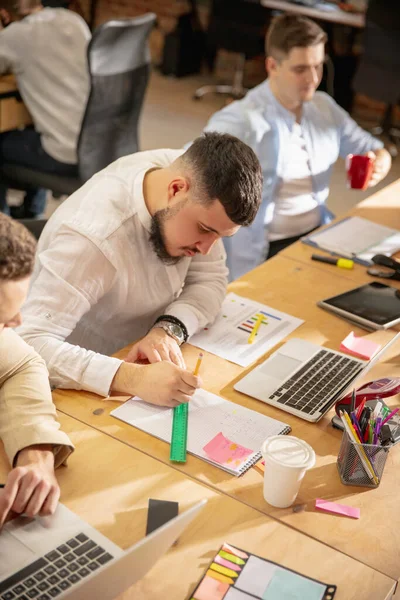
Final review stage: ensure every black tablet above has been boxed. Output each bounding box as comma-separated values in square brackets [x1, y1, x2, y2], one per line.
[318, 282, 400, 330]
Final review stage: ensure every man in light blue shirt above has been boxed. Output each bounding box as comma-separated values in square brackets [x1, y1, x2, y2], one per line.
[204, 14, 392, 280]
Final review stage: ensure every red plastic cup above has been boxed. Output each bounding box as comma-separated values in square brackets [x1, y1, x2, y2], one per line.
[346, 154, 375, 190]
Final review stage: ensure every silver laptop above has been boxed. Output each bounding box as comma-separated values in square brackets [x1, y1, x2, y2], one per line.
[0, 499, 206, 599]
[234, 334, 400, 422]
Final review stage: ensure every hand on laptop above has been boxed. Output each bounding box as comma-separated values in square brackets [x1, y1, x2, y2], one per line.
[125, 328, 186, 369]
[0, 445, 59, 529]
[111, 361, 201, 408]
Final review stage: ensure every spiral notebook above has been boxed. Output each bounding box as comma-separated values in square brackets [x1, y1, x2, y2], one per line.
[111, 389, 291, 476]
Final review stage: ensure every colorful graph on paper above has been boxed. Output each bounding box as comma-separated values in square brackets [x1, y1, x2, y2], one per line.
[237, 310, 280, 336]
[190, 293, 303, 367]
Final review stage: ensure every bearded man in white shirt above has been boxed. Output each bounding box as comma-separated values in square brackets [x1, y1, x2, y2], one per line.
[18, 132, 262, 407]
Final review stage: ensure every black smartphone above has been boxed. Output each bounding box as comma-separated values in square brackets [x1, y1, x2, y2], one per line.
[331, 415, 345, 431]
[145, 499, 179, 536]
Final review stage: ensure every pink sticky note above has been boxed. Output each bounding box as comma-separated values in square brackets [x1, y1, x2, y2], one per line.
[214, 555, 242, 571]
[315, 498, 360, 519]
[203, 432, 253, 467]
[193, 574, 229, 600]
[222, 543, 249, 559]
[340, 331, 381, 361]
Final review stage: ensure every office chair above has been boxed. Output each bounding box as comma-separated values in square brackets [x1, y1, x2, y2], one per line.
[0, 13, 156, 201]
[18, 218, 47, 240]
[194, 0, 268, 100]
[353, 6, 400, 157]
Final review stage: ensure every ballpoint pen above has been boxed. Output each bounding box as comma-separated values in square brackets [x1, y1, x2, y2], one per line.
[373, 417, 382, 445]
[350, 388, 356, 414]
[382, 407, 399, 426]
[356, 397, 367, 421]
[350, 413, 363, 442]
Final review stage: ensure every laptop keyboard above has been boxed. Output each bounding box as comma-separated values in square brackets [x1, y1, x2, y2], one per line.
[268, 349, 363, 415]
[0, 533, 114, 599]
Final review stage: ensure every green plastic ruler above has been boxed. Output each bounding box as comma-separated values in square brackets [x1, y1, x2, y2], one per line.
[170, 402, 188, 463]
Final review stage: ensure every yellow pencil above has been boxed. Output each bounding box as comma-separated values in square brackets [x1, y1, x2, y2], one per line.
[194, 352, 203, 376]
[248, 314, 264, 344]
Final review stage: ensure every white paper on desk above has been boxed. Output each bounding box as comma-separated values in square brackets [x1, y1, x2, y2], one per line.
[111, 388, 290, 476]
[307, 216, 400, 262]
[189, 292, 303, 367]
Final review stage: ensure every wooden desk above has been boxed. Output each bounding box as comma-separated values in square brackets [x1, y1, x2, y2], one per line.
[0, 74, 32, 132]
[54, 254, 400, 582]
[1, 413, 394, 599]
[260, 0, 365, 28]
[281, 178, 400, 284]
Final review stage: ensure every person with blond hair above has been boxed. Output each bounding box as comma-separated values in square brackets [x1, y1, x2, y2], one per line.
[0, 0, 90, 218]
[0, 213, 73, 529]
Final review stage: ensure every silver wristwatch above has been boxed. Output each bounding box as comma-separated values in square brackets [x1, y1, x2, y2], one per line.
[153, 320, 185, 346]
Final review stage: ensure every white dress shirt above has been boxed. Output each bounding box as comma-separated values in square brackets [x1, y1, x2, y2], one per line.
[18, 149, 228, 396]
[266, 122, 320, 241]
[0, 8, 90, 164]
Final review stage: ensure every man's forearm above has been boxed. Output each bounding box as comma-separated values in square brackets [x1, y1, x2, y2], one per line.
[110, 362, 143, 396]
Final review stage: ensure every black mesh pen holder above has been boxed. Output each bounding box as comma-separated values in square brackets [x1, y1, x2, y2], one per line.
[337, 430, 390, 488]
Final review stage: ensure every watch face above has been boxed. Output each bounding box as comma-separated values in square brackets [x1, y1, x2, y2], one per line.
[170, 323, 184, 340]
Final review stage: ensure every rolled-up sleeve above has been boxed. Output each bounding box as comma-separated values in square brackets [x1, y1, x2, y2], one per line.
[18, 226, 122, 396]
[165, 240, 228, 336]
[0, 329, 74, 468]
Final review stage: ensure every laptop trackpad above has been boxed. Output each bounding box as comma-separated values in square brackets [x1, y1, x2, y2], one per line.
[259, 354, 303, 380]
[0, 529, 36, 577]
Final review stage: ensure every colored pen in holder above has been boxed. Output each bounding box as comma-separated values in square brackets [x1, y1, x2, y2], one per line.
[337, 429, 390, 488]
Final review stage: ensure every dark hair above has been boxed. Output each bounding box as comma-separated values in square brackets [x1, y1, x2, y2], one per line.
[180, 132, 262, 226]
[266, 14, 327, 59]
[0, 213, 36, 281]
[0, 0, 42, 18]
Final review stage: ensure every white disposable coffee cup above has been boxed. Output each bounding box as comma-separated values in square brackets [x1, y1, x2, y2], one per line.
[261, 435, 316, 508]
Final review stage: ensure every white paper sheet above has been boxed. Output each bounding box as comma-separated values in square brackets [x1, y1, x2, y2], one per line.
[189, 293, 304, 367]
[111, 388, 290, 476]
[305, 216, 400, 263]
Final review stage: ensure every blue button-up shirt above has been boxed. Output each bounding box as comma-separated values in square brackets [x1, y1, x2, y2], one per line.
[204, 80, 383, 281]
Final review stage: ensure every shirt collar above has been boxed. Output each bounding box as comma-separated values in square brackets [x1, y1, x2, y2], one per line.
[263, 79, 312, 127]
[133, 166, 153, 233]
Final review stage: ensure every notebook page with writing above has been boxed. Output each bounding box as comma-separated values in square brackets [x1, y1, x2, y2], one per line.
[111, 389, 291, 476]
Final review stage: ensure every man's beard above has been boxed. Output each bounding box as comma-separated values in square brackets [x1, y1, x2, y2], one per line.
[149, 207, 182, 266]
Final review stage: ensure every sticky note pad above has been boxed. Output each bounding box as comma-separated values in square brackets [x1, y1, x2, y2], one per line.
[262, 568, 327, 600]
[315, 498, 360, 519]
[203, 432, 253, 466]
[340, 331, 381, 361]
[193, 573, 230, 599]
